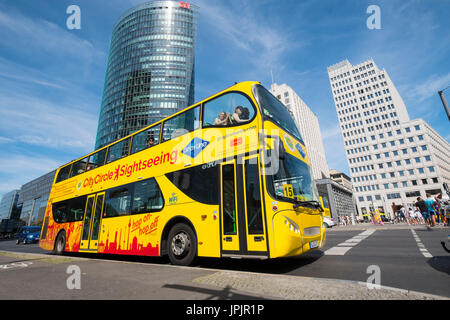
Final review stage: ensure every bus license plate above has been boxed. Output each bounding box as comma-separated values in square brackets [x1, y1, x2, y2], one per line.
[309, 240, 319, 249]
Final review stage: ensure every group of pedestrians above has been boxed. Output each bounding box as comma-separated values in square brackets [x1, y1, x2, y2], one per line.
[391, 193, 449, 228]
[338, 215, 352, 226]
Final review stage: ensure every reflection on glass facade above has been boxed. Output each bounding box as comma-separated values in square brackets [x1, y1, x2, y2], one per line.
[0, 190, 20, 220]
[18, 170, 56, 226]
[95, 1, 199, 149]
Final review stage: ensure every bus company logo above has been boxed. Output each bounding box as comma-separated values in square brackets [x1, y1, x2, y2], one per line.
[284, 134, 296, 152]
[296, 143, 306, 158]
[181, 138, 209, 158]
[76, 180, 83, 190]
[169, 193, 178, 205]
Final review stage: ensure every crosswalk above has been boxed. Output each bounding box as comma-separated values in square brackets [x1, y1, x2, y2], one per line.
[324, 229, 376, 255]
[324, 228, 436, 257]
[410, 229, 433, 258]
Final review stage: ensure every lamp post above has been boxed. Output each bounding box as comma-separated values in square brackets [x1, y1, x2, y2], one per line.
[438, 86, 450, 122]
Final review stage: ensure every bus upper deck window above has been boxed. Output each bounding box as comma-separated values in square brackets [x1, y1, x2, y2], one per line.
[202, 92, 255, 128]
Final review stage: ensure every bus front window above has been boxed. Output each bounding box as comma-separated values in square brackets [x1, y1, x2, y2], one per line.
[269, 153, 318, 204]
[254, 85, 304, 145]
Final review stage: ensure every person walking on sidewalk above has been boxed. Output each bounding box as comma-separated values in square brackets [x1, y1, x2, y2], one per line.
[424, 193, 437, 227]
[415, 197, 430, 227]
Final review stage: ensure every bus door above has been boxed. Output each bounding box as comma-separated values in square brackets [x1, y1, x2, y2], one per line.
[220, 156, 268, 257]
[79, 192, 105, 252]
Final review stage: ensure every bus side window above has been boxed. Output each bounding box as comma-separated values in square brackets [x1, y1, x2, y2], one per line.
[202, 92, 255, 127]
[131, 178, 163, 214]
[104, 186, 131, 217]
[106, 138, 130, 164]
[131, 124, 161, 155]
[87, 148, 107, 171]
[68, 196, 87, 222]
[56, 165, 72, 183]
[70, 157, 88, 178]
[162, 106, 200, 141]
[165, 162, 219, 205]
[52, 201, 69, 223]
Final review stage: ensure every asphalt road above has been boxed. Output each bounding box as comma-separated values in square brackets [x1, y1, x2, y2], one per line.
[1, 224, 449, 299]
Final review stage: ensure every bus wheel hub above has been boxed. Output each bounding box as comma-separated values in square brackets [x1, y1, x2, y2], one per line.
[172, 232, 190, 256]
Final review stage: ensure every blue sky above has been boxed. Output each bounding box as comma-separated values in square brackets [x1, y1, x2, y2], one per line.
[0, 0, 449, 197]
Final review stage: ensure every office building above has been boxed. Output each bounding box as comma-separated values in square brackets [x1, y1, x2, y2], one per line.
[17, 170, 56, 226]
[329, 169, 352, 190]
[327, 58, 450, 218]
[0, 190, 21, 220]
[95, 0, 199, 149]
[270, 83, 330, 180]
[316, 178, 356, 222]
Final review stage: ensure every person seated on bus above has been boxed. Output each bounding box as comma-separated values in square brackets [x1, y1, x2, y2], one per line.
[231, 106, 248, 124]
[147, 136, 155, 147]
[214, 111, 230, 126]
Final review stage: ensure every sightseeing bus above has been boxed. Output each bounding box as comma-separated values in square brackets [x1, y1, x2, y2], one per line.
[39, 81, 326, 265]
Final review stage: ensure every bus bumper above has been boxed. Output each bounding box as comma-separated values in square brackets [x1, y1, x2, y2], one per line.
[271, 210, 326, 258]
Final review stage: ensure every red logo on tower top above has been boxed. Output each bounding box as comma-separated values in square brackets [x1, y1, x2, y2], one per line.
[179, 1, 190, 9]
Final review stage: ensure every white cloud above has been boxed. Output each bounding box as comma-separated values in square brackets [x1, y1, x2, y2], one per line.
[0, 9, 103, 61]
[0, 154, 60, 195]
[406, 72, 450, 103]
[195, 0, 304, 73]
[0, 91, 97, 153]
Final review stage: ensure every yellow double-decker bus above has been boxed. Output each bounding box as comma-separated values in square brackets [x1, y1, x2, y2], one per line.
[39, 81, 326, 265]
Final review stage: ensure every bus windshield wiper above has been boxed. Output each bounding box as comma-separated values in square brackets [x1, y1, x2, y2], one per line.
[294, 200, 323, 212]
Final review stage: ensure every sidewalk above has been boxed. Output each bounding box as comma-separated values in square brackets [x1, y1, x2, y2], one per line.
[0, 250, 448, 300]
[328, 222, 449, 232]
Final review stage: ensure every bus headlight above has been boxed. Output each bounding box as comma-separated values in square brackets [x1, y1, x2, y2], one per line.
[283, 216, 300, 234]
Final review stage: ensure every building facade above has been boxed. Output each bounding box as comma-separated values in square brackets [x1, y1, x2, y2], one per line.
[329, 169, 352, 190]
[316, 178, 356, 222]
[95, 0, 199, 149]
[0, 190, 21, 220]
[327, 59, 450, 218]
[270, 83, 330, 180]
[17, 170, 56, 226]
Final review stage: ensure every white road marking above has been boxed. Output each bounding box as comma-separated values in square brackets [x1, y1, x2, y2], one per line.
[325, 229, 376, 255]
[410, 229, 433, 258]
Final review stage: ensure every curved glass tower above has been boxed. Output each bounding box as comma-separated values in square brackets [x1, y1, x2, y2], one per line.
[95, 1, 199, 149]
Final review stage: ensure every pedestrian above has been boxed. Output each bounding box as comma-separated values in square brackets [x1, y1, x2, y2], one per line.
[400, 206, 406, 223]
[414, 207, 423, 224]
[416, 197, 430, 228]
[424, 193, 437, 227]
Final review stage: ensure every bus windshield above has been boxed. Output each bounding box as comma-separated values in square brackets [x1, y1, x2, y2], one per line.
[271, 153, 317, 203]
[254, 85, 304, 144]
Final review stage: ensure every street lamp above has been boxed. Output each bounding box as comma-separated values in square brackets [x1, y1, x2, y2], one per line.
[438, 86, 450, 121]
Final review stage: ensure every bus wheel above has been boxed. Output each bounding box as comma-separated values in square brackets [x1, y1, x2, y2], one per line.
[53, 231, 66, 255]
[167, 223, 197, 266]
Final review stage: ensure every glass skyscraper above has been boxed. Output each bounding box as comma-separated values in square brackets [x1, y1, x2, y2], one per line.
[95, 0, 199, 149]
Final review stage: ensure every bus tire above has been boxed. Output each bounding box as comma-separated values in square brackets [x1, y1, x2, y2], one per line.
[167, 223, 197, 266]
[53, 231, 66, 255]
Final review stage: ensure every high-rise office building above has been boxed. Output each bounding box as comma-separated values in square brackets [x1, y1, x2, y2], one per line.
[95, 1, 199, 149]
[270, 83, 330, 180]
[327, 59, 450, 218]
[0, 190, 20, 221]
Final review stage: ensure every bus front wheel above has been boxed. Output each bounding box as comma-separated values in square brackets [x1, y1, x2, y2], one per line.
[167, 223, 197, 266]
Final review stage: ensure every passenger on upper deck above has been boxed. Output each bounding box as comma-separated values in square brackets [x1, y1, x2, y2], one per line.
[231, 106, 250, 124]
[214, 111, 230, 126]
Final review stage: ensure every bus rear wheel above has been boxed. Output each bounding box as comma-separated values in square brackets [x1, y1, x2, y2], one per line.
[53, 231, 66, 255]
[167, 223, 197, 266]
